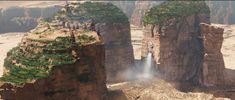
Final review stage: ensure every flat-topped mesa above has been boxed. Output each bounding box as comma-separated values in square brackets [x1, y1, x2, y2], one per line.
[0, 21, 107, 99]
[142, 1, 211, 82]
[54, 2, 134, 82]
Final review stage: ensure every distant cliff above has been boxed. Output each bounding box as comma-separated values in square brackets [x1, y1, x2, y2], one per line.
[207, 1, 235, 24]
[0, 6, 60, 33]
[1, 1, 234, 34]
[110, 1, 235, 26]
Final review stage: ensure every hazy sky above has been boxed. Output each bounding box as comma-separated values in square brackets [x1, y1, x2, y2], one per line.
[0, 1, 65, 8]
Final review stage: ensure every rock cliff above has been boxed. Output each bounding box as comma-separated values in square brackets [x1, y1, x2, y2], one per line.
[200, 23, 225, 86]
[0, 6, 61, 33]
[99, 23, 134, 82]
[0, 20, 107, 100]
[1, 1, 235, 34]
[68, 2, 134, 82]
[0, 2, 135, 82]
[142, 1, 211, 82]
[142, 1, 231, 87]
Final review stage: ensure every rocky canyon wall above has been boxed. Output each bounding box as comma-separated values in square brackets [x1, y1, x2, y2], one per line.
[200, 23, 225, 86]
[0, 6, 61, 33]
[149, 13, 210, 82]
[1, 1, 235, 34]
[70, 2, 135, 82]
[98, 23, 134, 82]
[142, 1, 229, 86]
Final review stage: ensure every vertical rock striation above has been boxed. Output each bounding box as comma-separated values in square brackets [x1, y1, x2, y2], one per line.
[142, 1, 229, 86]
[200, 23, 225, 86]
[98, 23, 134, 82]
[71, 2, 135, 82]
[142, 1, 211, 83]
[156, 13, 210, 81]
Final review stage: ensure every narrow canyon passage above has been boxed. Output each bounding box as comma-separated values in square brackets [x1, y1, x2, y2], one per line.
[129, 25, 156, 80]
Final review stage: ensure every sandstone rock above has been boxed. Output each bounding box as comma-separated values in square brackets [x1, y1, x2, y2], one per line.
[98, 23, 134, 82]
[143, 13, 210, 82]
[200, 23, 225, 86]
[0, 21, 107, 100]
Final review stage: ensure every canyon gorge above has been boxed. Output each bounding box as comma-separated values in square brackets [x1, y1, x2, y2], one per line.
[0, 1, 235, 100]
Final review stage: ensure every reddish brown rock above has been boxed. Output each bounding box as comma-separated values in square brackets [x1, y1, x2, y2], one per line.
[99, 23, 135, 82]
[0, 44, 107, 100]
[142, 13, 210, 82]
[200, 23, 225, 86]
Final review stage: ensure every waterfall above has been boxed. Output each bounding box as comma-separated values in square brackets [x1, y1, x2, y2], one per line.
[142, 52, 153, 79]
[123, 44, 154, 80]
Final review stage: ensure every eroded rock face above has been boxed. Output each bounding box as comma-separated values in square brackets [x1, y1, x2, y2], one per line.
[163, 14, 208, 81]
[200, 23, 225, 86]
[0, 44, 107, 100]
[0, 19, 107, 99]
[98, 23, 134, 82]
[70, 2, 135, 82]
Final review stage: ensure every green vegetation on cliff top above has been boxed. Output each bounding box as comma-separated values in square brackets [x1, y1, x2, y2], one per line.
[0, 2, 122, 85]
[142, 0, 210, 25]
[55, 2, 129, 23]
[0, 33, 96, 85]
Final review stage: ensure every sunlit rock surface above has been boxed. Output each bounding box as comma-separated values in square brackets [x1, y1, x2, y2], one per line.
[0, 19, 107, 100]
[200, 23, 225, 86]
[0, 2, 135, 82]
[142, 1, 210, 82]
